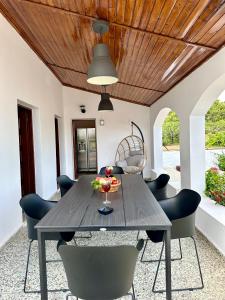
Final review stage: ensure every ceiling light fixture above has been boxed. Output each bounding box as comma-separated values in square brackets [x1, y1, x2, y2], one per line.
[87, 20, 118, 85]
[98, 86, 114, 111]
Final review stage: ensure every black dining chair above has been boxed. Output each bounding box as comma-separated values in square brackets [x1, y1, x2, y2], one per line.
[141, 189, 204, 293]
[57, 175, 92, 239]
[145, 174, 170, 201]
[20, 193, 74, 293]
[99, 166, 124, 175]
[57, 175, 75, 197]
[57, 239, 144, 300]
[137, 174, 171, 241]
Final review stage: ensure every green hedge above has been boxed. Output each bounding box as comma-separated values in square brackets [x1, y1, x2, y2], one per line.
[217, 152, 225, 171]
[205, 167, 225, 207]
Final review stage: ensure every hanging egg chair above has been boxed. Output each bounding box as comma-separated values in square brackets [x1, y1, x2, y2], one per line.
[115, 122, 147, 175]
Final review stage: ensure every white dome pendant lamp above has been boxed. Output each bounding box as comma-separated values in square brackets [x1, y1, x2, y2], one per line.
[87, 20, 118, 85]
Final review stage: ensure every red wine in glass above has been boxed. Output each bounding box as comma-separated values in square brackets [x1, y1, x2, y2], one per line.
[105, 167, 112, 177]
[102, 180, 111, 205]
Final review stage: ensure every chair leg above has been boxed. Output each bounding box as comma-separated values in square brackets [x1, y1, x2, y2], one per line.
[136, 230, 140, 241]
[24, 240, 33, 293]
[152, 237, 204, 293]
[132, 282, 136, 300]
[190, 236, 204, 290]
[141, 239, 182, 263]
[24, 240, 68, 294]
[65, 293, 73, 300]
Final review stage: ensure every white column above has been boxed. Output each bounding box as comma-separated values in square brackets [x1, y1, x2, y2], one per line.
[179, 115, 191, 189]
[190, 115, 205, 193]
[153, 126, 163, 171]
[180, 115, 205, 193]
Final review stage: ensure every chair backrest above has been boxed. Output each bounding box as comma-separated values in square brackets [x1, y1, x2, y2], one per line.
[147, 189, 201, 242]
[159, 189, 201, 221]
[147, 174, 170, 193]
[58, 240, 144, 300]
[99, 166, 124, 175]
[57, 175, 75, 197]
[20, 193, 55, 240]
[126, 154, 144, 167]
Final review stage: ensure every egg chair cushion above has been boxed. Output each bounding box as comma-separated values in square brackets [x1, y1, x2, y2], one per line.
[116, 159, 128, 168]
[123, 166, 141, 174]
[126, 154, 144, 167]
[130, 150, 143, 156]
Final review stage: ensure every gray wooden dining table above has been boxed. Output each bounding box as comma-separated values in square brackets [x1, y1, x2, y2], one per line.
[36, 174, 172, 300]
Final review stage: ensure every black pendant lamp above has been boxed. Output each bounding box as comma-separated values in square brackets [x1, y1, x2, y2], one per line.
[98, 86, 114, 111]
[87, 20, 118, 85]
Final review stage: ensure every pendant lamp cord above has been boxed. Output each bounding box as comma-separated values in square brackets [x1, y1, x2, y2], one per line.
[99, 26, 104, 43]
[102, 85, 107, 93]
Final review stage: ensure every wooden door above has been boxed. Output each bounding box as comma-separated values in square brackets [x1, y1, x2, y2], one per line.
[55, 117, 60, 178]
[18, 105, 36, 196]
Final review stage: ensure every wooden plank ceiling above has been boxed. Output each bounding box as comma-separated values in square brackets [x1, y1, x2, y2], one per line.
[1, 1, 225, 106]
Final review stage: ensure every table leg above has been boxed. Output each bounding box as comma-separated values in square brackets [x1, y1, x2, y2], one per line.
[38, 230, 48, 300]
[165, 228, 172, 300]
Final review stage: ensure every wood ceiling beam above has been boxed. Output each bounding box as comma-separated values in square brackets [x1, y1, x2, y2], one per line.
[49, 63, 165, 94]
[21, 0, 217, 52]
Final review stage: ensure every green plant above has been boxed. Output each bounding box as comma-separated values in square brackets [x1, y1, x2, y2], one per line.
[206, 132, 225, 148]
[217, 152, 225, 171]
[162, 100, 225, 148]
[205, 168, 225, 206]
[162, 111, 180, 145]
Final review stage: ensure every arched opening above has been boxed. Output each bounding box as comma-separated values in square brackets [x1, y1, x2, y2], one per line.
[190, 74, 225, 193]
[205, 96, 225, 167]
[152, 107, 181, 187]
[162, 111, 181, 187]
[204, 95, 225, 204]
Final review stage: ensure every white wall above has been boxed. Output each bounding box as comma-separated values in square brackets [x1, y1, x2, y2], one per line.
[0, 15, 63, 247]
[149, 46, 225, 255]
[150, 46, 225, 192]
[63, 87, 151, 179]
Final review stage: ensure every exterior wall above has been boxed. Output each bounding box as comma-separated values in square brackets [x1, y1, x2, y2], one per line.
[0, 15, 63, 247]
[62, 87, 151, 179]
[149, 46, 225, 255]
[150, 46, 225, 192]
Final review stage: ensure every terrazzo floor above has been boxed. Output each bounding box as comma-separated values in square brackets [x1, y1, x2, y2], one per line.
[0, 226, 225, 300]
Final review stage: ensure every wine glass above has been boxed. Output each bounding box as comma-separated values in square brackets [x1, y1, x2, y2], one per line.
[102, 180, 111, 206]
[105, 167, 112, 178]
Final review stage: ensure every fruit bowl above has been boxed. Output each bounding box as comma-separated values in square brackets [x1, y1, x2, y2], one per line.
[99, 179, 121, 193]
[91, 176, 121, 193]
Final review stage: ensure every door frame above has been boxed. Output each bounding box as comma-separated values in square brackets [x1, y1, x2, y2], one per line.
[54, 117, 61, 178]
[72, 119, 97, 178]
[17, 104, 36, 196]
[17, 100, 43, 195]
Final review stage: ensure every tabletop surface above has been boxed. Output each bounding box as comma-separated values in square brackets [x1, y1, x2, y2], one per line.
[36, 174, 171, 232]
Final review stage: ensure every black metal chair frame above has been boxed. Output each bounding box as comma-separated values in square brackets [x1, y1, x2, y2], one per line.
[20, 193, 76, 294]
[142, 236, 204, 293]
[24, 234, 94, 294]
[140, 188, 204, 293]
[140, 238, 182, 263]
[24, 239, 71, 294]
